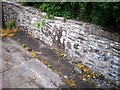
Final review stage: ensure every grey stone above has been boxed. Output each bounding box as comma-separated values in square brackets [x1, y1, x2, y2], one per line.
[75, 50, 81, 56]
[85, 62, 94, 68]
[110, 65, 119, 71]
[73, 43, 79, 49]
[67, 41, 71, 49]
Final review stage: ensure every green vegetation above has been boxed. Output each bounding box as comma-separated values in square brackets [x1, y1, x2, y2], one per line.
[33, 17, 45, 28]
[5, 20, 15, 29]
[20, 2, 120, 34]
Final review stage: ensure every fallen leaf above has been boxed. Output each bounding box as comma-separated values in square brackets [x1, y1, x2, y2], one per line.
[8, 33, 14, 37]
[42, 61, 47, 64]
[93, 75, 96, 79]
[83, 68, 89, 73]
[31, 50, 37, 58]
[64, 78, 76, 88]
[0, 28, 17, 37]
[82, 77, 86, 81]
[25, 47, 29, 51]
[22, 44, 26, 47]
[0, 33, 7, 37]
[47, 64, 52, 68]
[60, 53, 64, 56]
[12, 29, 17, 33]
[76, 63, 84, 69]
[87, 75, 91, 78]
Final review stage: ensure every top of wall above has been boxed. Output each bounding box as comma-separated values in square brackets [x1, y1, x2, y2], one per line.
[2, 0, 120, 42]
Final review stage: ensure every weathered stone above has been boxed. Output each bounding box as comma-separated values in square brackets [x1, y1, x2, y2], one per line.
[73, 43, 79, 49]
[82, 48, 88, 53]
[88, 59, 94, 64]
[93, 49, 99, 54]
[85, 62, 94, 68]
[67, 41, 71, 49]
[110, 65, 119, 71]
[111, 60, 119, 66]
[78, 36, 87, 41]
[68, 32, 78, 39]
[75, 50, 81, 56]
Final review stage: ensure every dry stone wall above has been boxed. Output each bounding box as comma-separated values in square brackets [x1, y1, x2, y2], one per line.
[2, 1, 120, 86]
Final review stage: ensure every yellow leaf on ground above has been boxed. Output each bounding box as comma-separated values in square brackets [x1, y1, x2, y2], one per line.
[8, 33, 14, 37]
[25, 47, 29, 51]
[12, 29, 17, 33]
[22, 44, 26, 47]
[31, 50, 37, 58]
[76, 63, 84, 69]
[83, 68, 89, 72]
[82, 77, 86, 81]
[93, 76, 96, 79]
[87, 75, 91, 78]
[0, 33, 7, 37]
[63, 78, 77, 88]
[0, 28, 17, 37]
[60, 53, 64, 56]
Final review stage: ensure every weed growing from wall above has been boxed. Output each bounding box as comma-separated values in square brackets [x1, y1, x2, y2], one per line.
[33, 17, 45, 29]
[5, 20, 15, 29]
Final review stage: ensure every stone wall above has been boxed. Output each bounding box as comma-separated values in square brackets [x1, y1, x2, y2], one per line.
[2, 1, 120, 86]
